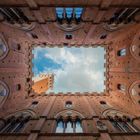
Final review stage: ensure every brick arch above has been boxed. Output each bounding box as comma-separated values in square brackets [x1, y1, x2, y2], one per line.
[5, 109, 37, 119]
[130, 31, 140, 61]
[129, 80, 140, 104]
[3, 22, 36, 31]
[54, 22, 84, 32]
[54, 109, 85, 119]
[102, 109, 135, 118]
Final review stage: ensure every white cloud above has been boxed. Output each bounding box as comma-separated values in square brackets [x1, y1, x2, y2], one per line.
[33, 47, 106, 93]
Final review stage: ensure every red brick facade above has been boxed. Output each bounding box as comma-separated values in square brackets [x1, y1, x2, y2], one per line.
[0, 1, 140, 139]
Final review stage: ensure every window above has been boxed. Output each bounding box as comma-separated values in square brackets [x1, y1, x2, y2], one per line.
[65, 120, 74, 133]
[16, 84, 21, 91]
[117, 49, 126, 56]
[56, 119, 64, 133]
[56, 7, 83, 24]
[100, 101, 106, 105]
[30, 101, 38, 108]
[100, 101, 110, 108]
[108, 116, 139, 133]
[55, 117, 83, 133]
[75, 118, 83, 133]
[0, 8, 35, 31]
[100, 34, 107, 39]
[0, 38, 7, 59]
[65, 34, 72, 40]
[0, 113, 31, 133]
[31, 33, 38, 39]
[0, 84, 7, 96]
[117, 84, 125, 91]
[65, 101, 72, 108]
[104, 8, 139, 31]
[0, 81, 8, 107]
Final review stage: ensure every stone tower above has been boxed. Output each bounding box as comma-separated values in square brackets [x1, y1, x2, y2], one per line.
[32, 74, 54, 94]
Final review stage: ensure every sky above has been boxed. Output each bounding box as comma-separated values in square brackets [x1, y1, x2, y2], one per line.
[32, 46, 106, 93]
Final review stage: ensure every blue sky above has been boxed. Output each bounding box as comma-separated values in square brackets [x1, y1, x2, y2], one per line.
[32, 47, 106, 93]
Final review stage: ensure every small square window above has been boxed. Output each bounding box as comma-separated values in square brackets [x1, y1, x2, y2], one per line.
[117, 84, 125, 91]
[117, 49, 126, 56]
[65, 101, 72, 108]
[65, 34, 72, 40]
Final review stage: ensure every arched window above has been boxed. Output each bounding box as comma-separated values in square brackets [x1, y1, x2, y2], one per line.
[0, 38, 8, 60]
[56, 7, 83, 24]
[103, 8, 139, 31]
[55, 117, 83, 133]
[55, 119, 64, 133]
[65, 101, 72, 108]
[75, 118, 83, 133]
[55, 7, 84, 32]
[104, 110, 140, 133]
[129, 81, 140, 104]
[0, 38, 7, 57]
[0, 81, 9, 107]
[0, 8, 35, 31]
[0, 84, 7, 96]
[0, 111, 34, 133]
[108, 115, 139, 133]
[65, 119, 73, 133]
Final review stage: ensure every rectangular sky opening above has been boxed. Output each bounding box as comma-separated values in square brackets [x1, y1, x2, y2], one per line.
[32, 46, 106, 94]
